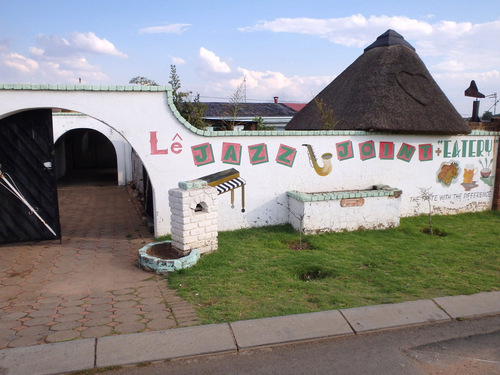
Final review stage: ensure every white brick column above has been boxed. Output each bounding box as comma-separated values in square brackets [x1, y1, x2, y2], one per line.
[168, 180, 218, 255]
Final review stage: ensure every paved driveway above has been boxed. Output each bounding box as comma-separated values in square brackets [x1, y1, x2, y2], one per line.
[0, 185, 200, 349]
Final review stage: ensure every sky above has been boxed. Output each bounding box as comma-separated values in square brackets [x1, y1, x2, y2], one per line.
[1, 0, 499, 117]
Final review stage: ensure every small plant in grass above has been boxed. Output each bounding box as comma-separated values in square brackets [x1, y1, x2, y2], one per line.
[288, 239, 311, 250]
[418, 186, 435, 235]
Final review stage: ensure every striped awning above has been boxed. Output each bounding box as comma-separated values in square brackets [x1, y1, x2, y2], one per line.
[216, 177, 246, 194]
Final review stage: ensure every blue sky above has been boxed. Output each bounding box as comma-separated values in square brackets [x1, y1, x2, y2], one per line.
[1, 0, 499, 117]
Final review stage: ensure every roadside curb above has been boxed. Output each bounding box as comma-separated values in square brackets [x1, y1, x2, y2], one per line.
[1, 291, 499, 375]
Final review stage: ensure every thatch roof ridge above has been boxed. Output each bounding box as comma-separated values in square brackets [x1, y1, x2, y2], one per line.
[286, 30, 470, 134]
[364, 29, 415, 52]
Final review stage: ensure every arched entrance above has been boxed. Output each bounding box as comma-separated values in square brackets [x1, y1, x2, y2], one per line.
[55, 128, 118, 186]
[0, 108, 143, 244]
[0, 85, 176, 237]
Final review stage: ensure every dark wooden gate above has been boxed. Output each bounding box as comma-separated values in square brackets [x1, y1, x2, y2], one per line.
[0, 109, 61, 243]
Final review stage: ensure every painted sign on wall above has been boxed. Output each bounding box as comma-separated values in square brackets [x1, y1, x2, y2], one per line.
[149, 127, 498, 232]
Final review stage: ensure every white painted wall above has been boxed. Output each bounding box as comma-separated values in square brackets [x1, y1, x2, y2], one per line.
[166, 131, 498, 235]
[288, 191, 402, 234]
[0, 85, 498, 237]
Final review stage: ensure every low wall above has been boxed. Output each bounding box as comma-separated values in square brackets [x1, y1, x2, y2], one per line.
[287, 185, 402, 234]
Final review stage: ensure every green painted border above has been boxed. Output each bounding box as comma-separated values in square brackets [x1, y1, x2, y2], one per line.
[0, 83, 170, 92]
[287, 185, 403, 202]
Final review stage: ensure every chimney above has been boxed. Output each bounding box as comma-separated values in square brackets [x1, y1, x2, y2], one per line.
[465, 80, 485, 122]
[273, 96, 279, 104]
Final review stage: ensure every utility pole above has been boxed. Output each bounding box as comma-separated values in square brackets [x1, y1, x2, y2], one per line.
[243, 77, 247, 103]
[486, 92, 498, 115]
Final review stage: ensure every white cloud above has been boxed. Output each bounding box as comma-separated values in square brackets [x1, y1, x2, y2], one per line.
[198, 47, 231, 73]
[139, 23, 191, 35]
[41, 55, 109, 82]
[196, 64, 332, 103]
[239, 15, 499, 63]
[431, 59, 465, 73]
[3, 52, 39, 73]
[240, 15, 432, 47]
[171, 56, 186, 65]
[35, 34, 71, 56]
[0, 31, 126, 84]
[0, 48, 110, 84]
[234, 67, 332, 102]
[69, 32, 127, 58]
[34, 32, 127, 58]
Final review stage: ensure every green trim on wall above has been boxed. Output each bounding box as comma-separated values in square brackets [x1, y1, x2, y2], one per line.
[287, 185, 403, 202]
[0, 83, 170, 92]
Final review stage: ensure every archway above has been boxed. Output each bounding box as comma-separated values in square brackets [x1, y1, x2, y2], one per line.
[55, 128, 117, 186]
[0, 85, 179, 237]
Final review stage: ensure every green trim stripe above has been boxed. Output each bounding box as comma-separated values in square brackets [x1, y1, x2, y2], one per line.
[0, 83, 170, 91]
[287, 185, 403, 202]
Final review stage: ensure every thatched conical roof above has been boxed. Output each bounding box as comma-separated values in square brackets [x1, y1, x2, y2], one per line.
[286, 30, 470, 134]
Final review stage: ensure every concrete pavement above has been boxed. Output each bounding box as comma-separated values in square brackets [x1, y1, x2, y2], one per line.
[0, 186, 199, 349]
[0, 291, 499, 374]
[91, 315, 500, 375]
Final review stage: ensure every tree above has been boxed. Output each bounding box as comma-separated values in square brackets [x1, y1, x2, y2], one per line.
[221, 80, 246, 130]
[253, 116, 274, 131]
[314, 97, 337, 130]
[183, 93, 208, 130]
[168, 65, 189, 111]
[482, 111, 493, 121]
[168, 65, 207, 130]
[129, 76, 158, 86]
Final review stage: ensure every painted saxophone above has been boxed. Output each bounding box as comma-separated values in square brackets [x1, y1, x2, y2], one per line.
[302, 144, 333, 176]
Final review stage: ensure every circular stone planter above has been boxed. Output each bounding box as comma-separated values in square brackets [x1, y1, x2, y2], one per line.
[137, 240, 200, 274]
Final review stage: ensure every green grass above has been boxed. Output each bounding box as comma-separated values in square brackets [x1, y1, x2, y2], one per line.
[166, 211, 500, 324]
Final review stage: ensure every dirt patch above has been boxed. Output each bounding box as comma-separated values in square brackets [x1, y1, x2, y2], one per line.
[146, 242, 185, 259]
[288, 241, 311, 250]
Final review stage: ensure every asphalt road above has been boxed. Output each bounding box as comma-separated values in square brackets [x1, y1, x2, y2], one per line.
[96, 315, 500, 375]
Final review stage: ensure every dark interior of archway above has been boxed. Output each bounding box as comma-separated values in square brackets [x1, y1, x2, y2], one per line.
[56, 129, 117, 186]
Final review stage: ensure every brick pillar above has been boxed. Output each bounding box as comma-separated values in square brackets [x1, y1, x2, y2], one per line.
[169, 180, 218, 255]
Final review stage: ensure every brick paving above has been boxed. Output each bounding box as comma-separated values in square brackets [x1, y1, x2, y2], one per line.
[0, 185, 200, 349]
